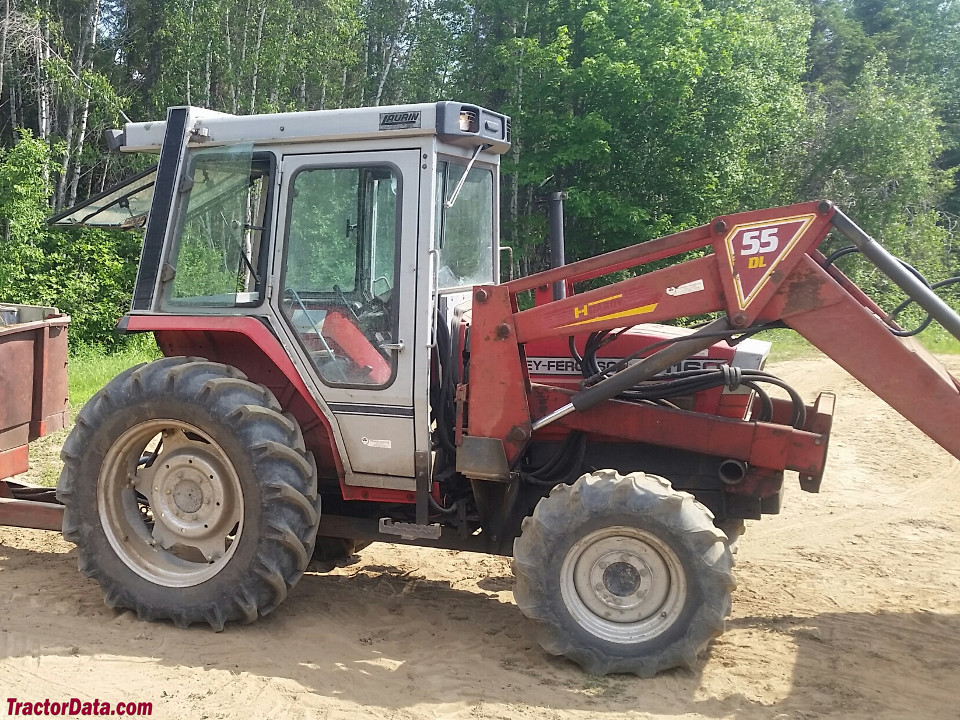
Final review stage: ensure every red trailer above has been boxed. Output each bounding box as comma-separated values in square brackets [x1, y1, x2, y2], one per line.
[0, 304, 70, 531]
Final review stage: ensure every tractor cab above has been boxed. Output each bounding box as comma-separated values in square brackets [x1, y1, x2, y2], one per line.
[53, 102, 510, 489]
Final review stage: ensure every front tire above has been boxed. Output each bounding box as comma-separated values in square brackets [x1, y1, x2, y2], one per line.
[57, 357, 321, 630]
[512, 470, 735, 676]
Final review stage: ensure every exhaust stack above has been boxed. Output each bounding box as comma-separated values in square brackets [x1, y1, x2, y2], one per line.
[548, 191, 567, 301]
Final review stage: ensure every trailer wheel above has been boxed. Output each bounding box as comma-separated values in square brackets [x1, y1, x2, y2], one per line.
[512, 470, 735, 676]
[57, 357, 321, 630]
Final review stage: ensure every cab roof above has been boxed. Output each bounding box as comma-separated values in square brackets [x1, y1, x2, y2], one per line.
[110, 101, 511, 155]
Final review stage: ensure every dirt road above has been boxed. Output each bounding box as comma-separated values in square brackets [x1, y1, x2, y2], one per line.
[2, 355, 959, 719]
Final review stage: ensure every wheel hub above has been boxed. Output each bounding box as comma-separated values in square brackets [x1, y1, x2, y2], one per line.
[148, 450, 230, 539]
[99, 422, 244, 587]
[173, 478, 203, 514]
[560, 525, 686, 644]
[602, 560, 643, 597]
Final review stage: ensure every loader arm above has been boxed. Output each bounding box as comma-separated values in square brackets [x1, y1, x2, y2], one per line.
[464, 200, 960, 482]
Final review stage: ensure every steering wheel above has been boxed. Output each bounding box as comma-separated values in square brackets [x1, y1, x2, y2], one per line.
[331, 283, 393, 337]
[332, 284, 362, 323]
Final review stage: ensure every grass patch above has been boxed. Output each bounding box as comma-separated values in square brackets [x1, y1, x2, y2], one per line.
[69, 334, 162, 410]
[915, 325, 960, 354]
[755, 323, 960, 364]
[752, 328, 816, 363]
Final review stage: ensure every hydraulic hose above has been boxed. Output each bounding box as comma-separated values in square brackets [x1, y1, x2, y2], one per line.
[532, 318, 732, 431]
[823, 244, 960, 337]
[831, 209, 960, 343]
[571, 318, 733, 415]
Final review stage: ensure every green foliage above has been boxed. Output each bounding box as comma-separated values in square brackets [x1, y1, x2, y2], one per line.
[808, 59, 949, 224]
[806, 0, 960, 238]
[806, 57, 956, 317]
[0, 0, 957, 353]
[15, 226, 142, 350]
[136, 0, 364, 116]
[0, 130, 52, 240]
[69, 335, 162, 408]
[453, 0, 814, 271]
[0, 131, 141, 350]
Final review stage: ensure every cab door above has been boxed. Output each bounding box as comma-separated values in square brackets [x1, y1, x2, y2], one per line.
[274, 150, 422, 480]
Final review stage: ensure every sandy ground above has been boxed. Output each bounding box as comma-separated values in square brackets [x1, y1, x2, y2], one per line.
[2, 354, 960, 720]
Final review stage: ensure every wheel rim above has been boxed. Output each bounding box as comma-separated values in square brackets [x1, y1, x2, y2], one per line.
[97, 420, 244, 588]
[559, 525, 686, 644]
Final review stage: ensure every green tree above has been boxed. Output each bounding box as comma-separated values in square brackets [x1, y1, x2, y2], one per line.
[806, 58, 955, 313]
[441, 0, 812, 272]
[0, 130, 141, 349]
[806, 0, 960, 222]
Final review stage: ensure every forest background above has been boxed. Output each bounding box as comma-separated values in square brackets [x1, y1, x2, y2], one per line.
[0, 0, 956, 350]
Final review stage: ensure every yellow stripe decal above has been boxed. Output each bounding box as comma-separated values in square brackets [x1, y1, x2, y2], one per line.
[588, 294, 623, 307]
[557, 303, 659, 329]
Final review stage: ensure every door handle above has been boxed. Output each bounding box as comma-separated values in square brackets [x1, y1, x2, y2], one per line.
[380, 340, 405, 354]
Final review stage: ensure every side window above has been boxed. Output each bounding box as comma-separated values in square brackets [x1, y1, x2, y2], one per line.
[281, 165, 400, 388]
[163, 144, 270, 308]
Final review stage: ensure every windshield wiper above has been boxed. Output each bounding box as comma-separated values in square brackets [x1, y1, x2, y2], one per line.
[444, 143, 488, 209]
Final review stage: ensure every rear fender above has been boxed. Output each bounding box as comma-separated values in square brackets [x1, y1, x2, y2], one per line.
[120, 314, 346, 486]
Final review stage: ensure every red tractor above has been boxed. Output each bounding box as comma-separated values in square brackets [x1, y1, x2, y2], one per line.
[19, 101, 959, 676]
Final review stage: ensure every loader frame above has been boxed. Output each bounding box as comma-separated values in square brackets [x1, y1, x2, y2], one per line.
[461, 200, 960, 503]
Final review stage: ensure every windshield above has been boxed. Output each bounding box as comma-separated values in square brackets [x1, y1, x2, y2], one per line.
[434, 161, 494, 289]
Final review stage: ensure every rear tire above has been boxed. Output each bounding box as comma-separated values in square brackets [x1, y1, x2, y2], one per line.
[512, 470, 735, 676]
[57, 357, 321, 630]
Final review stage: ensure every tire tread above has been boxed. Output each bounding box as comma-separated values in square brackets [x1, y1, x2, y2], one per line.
[512, 470, 736, 677]
[57, 357, 321, 630]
